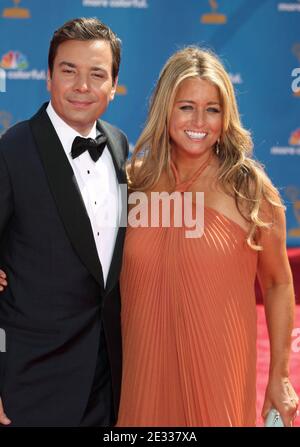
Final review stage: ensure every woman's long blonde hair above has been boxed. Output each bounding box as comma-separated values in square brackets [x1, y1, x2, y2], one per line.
[129, 46, 283, 250]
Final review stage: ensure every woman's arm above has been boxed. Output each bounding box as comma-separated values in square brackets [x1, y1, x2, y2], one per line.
[257, 201, 299, 426]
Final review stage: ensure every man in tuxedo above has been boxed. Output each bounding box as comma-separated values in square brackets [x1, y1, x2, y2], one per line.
[0, 17, 128, 426]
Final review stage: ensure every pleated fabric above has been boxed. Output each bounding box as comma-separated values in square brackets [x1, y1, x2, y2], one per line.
[117, 203, 258, 427]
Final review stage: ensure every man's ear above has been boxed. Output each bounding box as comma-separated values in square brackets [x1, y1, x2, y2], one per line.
[46, 69, 51, 92]
[110, 75, 118, 100]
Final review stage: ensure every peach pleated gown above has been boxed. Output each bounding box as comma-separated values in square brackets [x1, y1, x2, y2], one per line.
[117, 166, 258, 427]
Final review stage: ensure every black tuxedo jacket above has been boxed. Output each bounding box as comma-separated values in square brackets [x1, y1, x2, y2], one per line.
[0, 103, 128, 426]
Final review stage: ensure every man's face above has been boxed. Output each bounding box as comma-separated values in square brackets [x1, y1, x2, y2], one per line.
[47, 39, 117, 135]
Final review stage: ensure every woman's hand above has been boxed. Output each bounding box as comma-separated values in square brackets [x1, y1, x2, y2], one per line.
[262, 375, 299, 426]
[0, 270, 7, 292]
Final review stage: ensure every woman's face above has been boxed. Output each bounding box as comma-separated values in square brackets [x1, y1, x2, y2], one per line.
[169, 77, 223, 159]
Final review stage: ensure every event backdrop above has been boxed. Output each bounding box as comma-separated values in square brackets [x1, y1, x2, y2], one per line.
[0, 0, 299, 245]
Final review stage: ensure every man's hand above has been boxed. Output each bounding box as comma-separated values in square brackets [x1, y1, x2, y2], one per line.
[0, 271, 11, 425]
[0, 397, 11, 425]
[0, 270, 7, 292]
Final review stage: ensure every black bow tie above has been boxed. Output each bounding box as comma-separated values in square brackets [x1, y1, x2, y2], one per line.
[71, 134, 107, 162]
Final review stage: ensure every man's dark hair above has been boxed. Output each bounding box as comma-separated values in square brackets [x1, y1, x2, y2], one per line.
[48, 17, 121, 83]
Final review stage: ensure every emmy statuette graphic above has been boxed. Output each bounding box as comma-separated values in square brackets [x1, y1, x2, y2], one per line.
[2, 0, 30, 19]
[201, 0, 227, 24]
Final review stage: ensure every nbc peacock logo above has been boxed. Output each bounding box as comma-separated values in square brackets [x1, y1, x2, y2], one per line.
[289, 128, 300, 146]
[0, 50, 45, 80]
[0, 50, 28, 70]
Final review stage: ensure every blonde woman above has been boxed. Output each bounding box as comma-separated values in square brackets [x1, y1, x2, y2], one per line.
[116, 47, 298, 426]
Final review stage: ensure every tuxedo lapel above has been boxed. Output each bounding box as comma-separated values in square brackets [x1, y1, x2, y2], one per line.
[30, 104, 104, 290]
[97, 120, 128, 296]
[97, 120, 127, 184]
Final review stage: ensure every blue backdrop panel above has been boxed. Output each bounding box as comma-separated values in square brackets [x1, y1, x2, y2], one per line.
[0, 0, 299, 245]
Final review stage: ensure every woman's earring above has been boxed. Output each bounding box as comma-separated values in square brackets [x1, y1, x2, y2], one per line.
[215, 139, 220, 155]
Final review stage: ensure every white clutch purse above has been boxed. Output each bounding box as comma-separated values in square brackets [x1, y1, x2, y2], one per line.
[264, 409, 284, 427]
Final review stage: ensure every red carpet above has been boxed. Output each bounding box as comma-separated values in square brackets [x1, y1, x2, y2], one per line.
[256, 304, 300, 426]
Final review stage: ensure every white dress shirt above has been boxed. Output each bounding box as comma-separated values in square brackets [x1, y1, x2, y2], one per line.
[46, 102, 119, 286]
